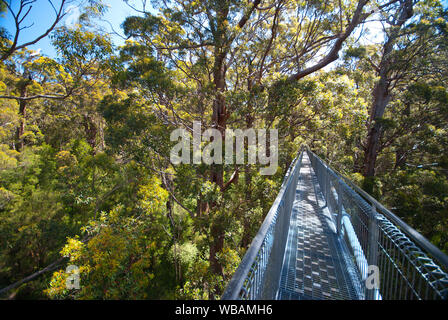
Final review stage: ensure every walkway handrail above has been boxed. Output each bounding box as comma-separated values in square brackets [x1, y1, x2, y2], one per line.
[222, 147, 305, 299]
[307, 147, 448, 299]
[342, 172, 448, 271]
[222, 145, 448, 300]
[308, 148, 448, 272]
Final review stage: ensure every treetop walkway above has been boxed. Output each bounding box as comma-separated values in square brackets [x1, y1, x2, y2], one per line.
[222, 147, 448, 300]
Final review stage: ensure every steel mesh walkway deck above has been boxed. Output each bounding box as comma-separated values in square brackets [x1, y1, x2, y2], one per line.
[277, 153, 362, 300]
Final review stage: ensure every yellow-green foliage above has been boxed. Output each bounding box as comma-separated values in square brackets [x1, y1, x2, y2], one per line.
[45, 175, 171, 299]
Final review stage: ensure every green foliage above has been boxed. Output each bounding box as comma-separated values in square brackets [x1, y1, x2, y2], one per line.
[0, 0, 447, 301]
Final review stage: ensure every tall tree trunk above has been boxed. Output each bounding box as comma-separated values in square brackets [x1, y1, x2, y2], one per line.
[83, 114, 98, 154]
[241, 74, 255, 249]
[362, 0, 414, 184]
[208, 3, 230, 280]
[363, 69, 391, 178]
[16, 100, 27, 151]
[15, 80, 31, 151]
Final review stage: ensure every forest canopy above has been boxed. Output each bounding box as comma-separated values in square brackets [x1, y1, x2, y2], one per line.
[0, 0, 447, 299]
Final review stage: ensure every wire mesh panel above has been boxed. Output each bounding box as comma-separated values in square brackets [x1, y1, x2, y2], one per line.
[307, 148, 448, 300]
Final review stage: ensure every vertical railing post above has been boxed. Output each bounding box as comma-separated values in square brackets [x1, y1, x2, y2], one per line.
[366, 204, 379, 300]
[324, 164, 331, 209]
[336, 179, 343, 236]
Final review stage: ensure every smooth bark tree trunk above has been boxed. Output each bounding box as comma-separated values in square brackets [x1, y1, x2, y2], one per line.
[362, 0, 414, 182]
[363, 71, 391, 178]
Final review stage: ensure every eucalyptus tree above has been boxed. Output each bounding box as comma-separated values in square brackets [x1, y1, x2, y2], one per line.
[0, 26, 113, 151]
[359, 0, 447, 187]
[115, 0, 398, 291]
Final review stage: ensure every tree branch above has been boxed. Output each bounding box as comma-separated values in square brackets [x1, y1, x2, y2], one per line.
[286, 0, 370, 82]
[0, 257, 66, 297]
[0, 0, 68, 62]
[237, 0, 262, 29]
[0, 93, 70, 101]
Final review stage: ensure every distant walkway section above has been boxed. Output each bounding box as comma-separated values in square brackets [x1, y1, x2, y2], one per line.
[277, 153, 361, 300]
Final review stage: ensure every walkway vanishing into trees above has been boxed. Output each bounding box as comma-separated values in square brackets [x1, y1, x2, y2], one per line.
[222, 148, 448, 300]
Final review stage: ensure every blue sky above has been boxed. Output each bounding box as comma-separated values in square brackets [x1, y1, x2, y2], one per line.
[0, 0, 447, 59]
[0, 0, 145, 57]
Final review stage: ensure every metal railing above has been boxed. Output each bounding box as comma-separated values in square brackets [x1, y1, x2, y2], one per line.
[221, 148, 305, 299]
[222, 146, 448, 300]
[307, 147, 448, 300]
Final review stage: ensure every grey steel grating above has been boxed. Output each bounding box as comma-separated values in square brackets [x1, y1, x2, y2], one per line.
[277, 153, 362, 300]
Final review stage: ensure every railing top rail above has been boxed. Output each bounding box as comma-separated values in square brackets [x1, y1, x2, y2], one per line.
[221, 147, 304, 300]
[306, 146, 448, 271]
